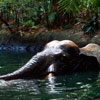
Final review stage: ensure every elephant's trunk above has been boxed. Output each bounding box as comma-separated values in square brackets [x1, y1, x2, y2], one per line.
[0, 51, 52, 81]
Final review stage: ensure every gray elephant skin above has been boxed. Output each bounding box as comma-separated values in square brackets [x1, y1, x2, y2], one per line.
[0, 40, 99, 81]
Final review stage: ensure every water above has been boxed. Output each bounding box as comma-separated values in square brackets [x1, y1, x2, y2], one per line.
[0, 51, 100, 100]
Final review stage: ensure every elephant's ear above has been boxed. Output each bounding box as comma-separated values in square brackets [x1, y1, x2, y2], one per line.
[77, 54, 99, 71]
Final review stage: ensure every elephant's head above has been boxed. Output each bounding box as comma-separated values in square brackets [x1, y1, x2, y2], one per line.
[45, 40, 80, 59]
[47, 40, 80, 75]
[47, 40, 99, 75]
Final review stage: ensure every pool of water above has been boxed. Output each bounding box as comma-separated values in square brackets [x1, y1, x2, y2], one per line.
[0, 51, 100, 100]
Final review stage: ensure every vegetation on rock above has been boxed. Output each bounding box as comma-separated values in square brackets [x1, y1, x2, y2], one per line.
[0, 0, 100, 42]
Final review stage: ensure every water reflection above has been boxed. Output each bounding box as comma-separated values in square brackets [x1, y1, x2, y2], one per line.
[0, 52, 99, 100]
[45, 72, 99, 94]
[46, 73, 57, 94]
[0, 72, 99, 100]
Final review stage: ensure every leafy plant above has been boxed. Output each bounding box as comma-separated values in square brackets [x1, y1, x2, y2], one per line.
[48, 12, 56, 22]
[59, 0, 82, 15]
[59, 0, 100, 16]
[82, 16, 98, 36]
[59, 0, 100, 35]
[0, 0, 100, 34]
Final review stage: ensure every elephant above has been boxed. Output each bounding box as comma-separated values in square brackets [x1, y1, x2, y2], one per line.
[80, 43, 100, 63]
[0, 40, 99, 81]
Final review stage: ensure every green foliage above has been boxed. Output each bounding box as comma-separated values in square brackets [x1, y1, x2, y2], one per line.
[0, 0, 36, 27]
[82, 16, 98, 36]
[0, 0, 77, 30]
[0, 0, 100, 33]
[59, 0, 100, 16]
[59, 0, 100, 35]
[59, 0, 82, 15]
[48, 12, 56, 22]
[64, 24, 72, 29]
[86, 0, 99, 15]
[0, 0, 58, 29]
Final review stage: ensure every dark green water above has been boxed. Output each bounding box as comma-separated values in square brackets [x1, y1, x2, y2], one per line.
[0, 52, 100, 100]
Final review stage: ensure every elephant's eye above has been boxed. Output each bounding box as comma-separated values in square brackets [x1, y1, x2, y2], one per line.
[62, 53, 66, 56]
[62, 52, 70, 57]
